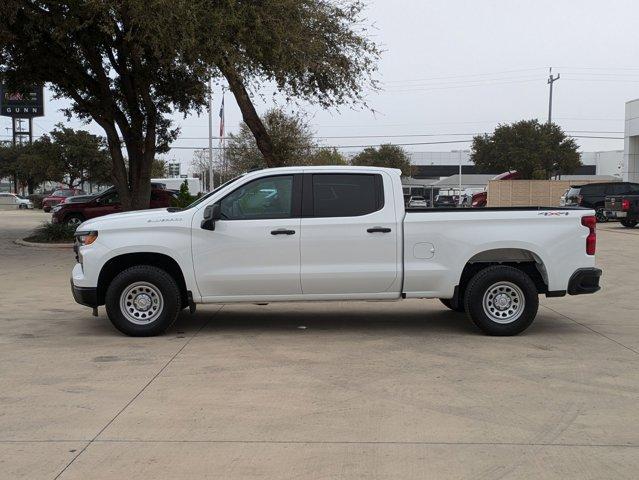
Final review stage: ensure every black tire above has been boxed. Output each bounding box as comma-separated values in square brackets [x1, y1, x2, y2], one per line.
[464, 265, 539, 336]
[439, 298, 465, 313]
[105, 265, 181, 336]
[595, 208, 609, 223]
[621, 219, 637, 228]
[64, 214, 84, 228]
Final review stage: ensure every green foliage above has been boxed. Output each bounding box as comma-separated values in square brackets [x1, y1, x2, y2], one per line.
[151, 159, 168, 178]
[351, 144, 412, 176]
[225, 109, 347, 176]
[172, 180, 196, 208]
[471, 120, 582, 179]
[0, 126, 110, 193]
[25, 222, 76, 243]
[27, 194, 45, 209]
[45, 124, 112, 187]
[0, 0, 379, 209]
[306, 148, 348, 166]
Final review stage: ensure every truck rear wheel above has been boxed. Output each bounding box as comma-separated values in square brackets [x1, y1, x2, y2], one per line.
[105, 265, 181, 336]
[621, 219, 637, 228]
[464, 265, 538, 336]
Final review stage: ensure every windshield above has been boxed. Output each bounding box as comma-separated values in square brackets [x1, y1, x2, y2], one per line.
[52, 190, 72, 197]
[182, 174, 246, 210]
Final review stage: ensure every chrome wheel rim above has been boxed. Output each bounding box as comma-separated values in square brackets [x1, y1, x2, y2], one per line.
[482, 281, 525, 324]
[119, 281, 164, 325]
[67, 217, 82, 227]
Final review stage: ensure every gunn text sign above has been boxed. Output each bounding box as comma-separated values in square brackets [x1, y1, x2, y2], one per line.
[0, 85, 44, 117]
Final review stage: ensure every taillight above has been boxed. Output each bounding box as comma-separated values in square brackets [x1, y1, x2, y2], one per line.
[622, 199, 630, 211]
[581, 215, 596, 255]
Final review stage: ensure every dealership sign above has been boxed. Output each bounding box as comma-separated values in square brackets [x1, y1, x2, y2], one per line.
[0, 85, 44, 117]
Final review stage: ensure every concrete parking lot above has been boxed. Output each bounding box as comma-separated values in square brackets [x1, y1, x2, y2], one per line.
[1, 210, 638, 479]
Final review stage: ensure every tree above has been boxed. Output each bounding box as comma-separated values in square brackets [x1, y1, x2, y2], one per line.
[225, 108, 347, 177]
[44, 125, 112, 189]
[0, 1, 378, 210]
[0, 140, 58, 194]
[151, 159, 168, 178]
[351, 144, 411, 176]
[471, 120, 582, 179]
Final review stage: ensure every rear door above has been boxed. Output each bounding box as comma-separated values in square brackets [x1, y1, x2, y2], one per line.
[300, 172, 399, 296]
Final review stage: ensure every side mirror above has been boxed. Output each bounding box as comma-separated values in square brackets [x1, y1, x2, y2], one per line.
[201, 203, 222, 230]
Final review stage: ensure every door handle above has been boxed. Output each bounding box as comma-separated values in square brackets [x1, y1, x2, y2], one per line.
[271, 229, 296, 235]
[367, 227, 391, 233]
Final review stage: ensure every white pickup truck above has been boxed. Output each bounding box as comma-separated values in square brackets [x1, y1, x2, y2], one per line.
[71, 166, 601, 337]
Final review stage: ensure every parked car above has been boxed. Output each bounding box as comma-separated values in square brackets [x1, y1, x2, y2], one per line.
[0, 192, 34, 209]
[471, 191, 487, 208]
[43, 188, 85, 212]
[407, 195, 428, 208]
[70, 166, 601, 337]
[564, 182, 639, 222]
[434, 194, 459, 208]
[52, 186, 177, 227]
[605, 194, 639, 228]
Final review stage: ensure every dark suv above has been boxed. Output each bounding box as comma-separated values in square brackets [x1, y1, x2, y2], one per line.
[51, 187, 177, 227]
[564, 182, 639, 221]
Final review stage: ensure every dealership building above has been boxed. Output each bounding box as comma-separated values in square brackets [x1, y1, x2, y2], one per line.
[625, 98, 639, 182]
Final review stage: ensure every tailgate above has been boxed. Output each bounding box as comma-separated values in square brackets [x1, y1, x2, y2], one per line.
[605, 196, 624, 211]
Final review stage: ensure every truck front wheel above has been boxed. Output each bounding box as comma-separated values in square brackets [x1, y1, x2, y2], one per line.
[105, 265, 181, 336]
[439, 298, 465, 313]
[464, 265, 538, 336]
[621, 219, 637, 228]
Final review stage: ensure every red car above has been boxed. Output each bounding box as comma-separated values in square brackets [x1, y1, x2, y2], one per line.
[42, 188, 85, 212]
[471, 191, 487, 207]
[51, 187, 177, 227]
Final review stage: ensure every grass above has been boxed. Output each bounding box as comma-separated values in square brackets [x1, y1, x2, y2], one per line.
[24, 222, 76, 244]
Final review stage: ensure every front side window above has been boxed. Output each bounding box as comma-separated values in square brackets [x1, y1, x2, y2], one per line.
[312, 174, 383, 217]
[100, 191, 120, 205]
[220, 175, 293, 220]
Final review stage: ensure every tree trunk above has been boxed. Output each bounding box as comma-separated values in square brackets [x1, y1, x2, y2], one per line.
[220, 62, 277, 166]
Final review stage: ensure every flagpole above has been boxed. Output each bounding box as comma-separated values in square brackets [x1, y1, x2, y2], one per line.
[219, 86, 226, 179]
[207, 78, 214, 191]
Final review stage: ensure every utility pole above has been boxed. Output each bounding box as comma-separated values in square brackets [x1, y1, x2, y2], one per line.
[547, 67, 560, 124]
[207, 78, 214, 191]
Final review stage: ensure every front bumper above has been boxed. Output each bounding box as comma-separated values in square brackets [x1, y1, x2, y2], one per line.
[567, 268, 602, 295]
[71, 279, 99, 308]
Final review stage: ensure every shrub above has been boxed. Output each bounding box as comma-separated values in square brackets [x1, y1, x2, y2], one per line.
[172, 180, 196, 208]
[27, 194, 45, 209]
[24, 222, 76, 243]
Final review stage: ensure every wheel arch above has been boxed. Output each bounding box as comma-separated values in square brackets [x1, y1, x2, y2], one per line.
[455, 248, 549, 303]
[97, 252, 188, 307]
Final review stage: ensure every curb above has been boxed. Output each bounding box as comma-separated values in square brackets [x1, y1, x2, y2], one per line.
[14, 239, 74, 249]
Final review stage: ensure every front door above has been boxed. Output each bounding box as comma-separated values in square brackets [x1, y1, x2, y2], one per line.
[192, 174, 302, 300]
[300, 172, 399, 296]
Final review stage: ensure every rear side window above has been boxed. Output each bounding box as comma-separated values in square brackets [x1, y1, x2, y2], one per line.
[583, 185, 606, 196]
[312, 174, 384, 217]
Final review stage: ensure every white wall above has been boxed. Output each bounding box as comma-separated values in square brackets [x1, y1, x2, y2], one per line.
[624, 99, 639, 182]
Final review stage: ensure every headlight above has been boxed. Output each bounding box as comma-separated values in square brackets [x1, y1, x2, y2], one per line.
[52, 205, 63, 213]
[75, 231, 98, 246]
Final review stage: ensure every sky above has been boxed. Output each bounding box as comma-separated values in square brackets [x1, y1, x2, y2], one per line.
[2, 0, 639, 173]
